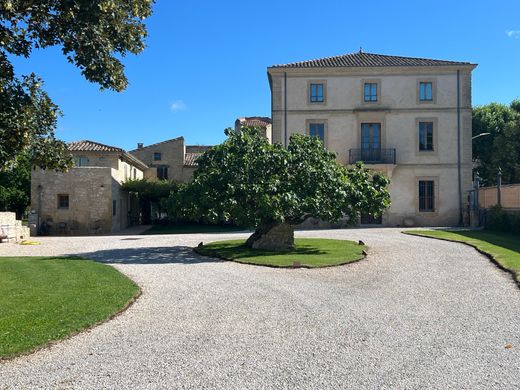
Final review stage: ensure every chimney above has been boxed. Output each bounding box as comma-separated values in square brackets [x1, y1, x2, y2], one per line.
[137, 143, 144, 149]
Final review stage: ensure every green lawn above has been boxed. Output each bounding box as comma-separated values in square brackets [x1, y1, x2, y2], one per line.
[143, 223, 246, 235]
[0, 257, 139, 359]
[404, 230, 520, 281]
[195, 238, 366, 268]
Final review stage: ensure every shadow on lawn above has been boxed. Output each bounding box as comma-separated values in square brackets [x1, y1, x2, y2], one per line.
[80, 246, 221, 265]
[199, 244, 327, 259]
[446, 231, 520, 253]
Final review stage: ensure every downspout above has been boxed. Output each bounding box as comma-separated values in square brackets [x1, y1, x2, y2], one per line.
[457, 70, 463, 225]
[284, 71, 288, 147]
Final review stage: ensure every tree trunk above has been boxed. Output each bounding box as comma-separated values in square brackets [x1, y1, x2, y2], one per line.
[245, 222, 294, 252]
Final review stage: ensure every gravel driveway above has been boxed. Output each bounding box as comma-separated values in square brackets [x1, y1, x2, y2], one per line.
[1, 228, 519, 389]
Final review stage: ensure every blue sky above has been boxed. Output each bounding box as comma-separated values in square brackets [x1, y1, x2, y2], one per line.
[10, 0, 520, 149]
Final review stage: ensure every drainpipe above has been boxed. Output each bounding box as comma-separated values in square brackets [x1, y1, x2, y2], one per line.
[497, 167, 502, 206]
[457, 70, 463, 226]
[284, 71, 288, 147]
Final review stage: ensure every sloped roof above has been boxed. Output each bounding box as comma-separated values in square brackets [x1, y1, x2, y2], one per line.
[129, 136, 184, 152]
[184, 153, 203, 167]
[269, 51, 475, 69]
[68, 140, 124, 153]
[186, 145, 212, 153]
[67, 140, 148, 170]
[236, 116, 272, 127]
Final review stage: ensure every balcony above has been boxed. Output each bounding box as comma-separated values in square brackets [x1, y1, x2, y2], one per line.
[348, 148, 396, 165]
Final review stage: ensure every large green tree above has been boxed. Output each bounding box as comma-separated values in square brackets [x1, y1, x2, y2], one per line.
[473, 101, 520, 185]
[180, 128, 390, 251]
[0, 151, 30, 218]
[0, 0, 154, 170]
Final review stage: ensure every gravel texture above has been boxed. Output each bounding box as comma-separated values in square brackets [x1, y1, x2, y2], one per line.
[0, 228, 519, 389]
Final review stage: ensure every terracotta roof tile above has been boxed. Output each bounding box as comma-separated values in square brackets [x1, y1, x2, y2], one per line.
[68, 140, 124, 152]
[184, 153, 203, 167]
[186, 145, 212, 153]
[270, 51, 474, 69]
[237, 117, 272, 128]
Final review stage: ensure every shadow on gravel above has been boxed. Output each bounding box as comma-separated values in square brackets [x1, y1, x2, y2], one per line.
[80, 246, 220, 265]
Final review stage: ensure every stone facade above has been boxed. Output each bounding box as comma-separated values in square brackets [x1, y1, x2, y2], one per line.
[0, 212, 30, 243]
[268, 52, 477, 227]
[130, 137, 211, 183]
[31, 142, 146, 235]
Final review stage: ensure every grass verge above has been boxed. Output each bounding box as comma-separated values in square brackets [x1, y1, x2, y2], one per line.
[404, 229, 520, 283]
[143, 223, 246, 235]
[0, 257, 139, 359]
[195, 238, 366, 268]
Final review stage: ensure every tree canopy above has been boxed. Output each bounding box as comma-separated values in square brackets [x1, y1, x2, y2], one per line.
[473, 101, 520, 185]
[179, 128, 390, 250]
[0, 0, 154, 170]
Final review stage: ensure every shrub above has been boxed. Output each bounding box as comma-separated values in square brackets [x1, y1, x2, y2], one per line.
[486, 205, 510, 232]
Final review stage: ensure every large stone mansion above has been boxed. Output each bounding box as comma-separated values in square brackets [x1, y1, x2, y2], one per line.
[31, 51, 476, 234]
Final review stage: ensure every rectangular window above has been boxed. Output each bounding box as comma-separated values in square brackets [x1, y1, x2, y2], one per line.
[309, 123, 325, 143]
[157, 166, 168, 180]
[310, 83, 324, 103]
[75, 156, 89, 167]
[419, 82, 433, 101]
[154, 152, 162, 161]
[57, 194, 69, 209]
[112, 200, 117, 216]
[364, 82, 378, 102]
[419, 121, 434, 151]
[419, 181, 435, 212]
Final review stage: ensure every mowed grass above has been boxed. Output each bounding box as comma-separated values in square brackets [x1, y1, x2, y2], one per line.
[404, 230, 520, 281]
[195, 238, 366, 268]
[143, 223, 246, 235]
[0, 257, 139, 359]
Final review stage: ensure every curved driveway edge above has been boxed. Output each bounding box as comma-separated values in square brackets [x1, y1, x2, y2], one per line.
[1, 228, 519, 389]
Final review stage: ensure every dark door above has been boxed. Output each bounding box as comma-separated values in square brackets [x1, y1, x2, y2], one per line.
[361, 123, 381, 162]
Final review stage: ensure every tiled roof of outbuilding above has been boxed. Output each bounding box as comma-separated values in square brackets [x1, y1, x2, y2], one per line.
[269, 51, 475, 69]
[184, 153, 203, 167]
[68, 140, 124, 152]
[186, 145, 212, 153]
[236, 117, 272, 127]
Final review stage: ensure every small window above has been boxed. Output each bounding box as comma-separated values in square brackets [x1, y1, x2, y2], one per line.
[419, 122, 434, 151]
[157, 166, 168, 180]
[154, 152, 162, 161]
[133, 168, 137, 180]
[112, 200, 117, 216]
[364, 83, 378, 102]
[124, 165, 128, 180]
[309, 123, 325, 143]
[419, 181, 435, 212]
[57, 194, 69, 209]
[419, 82, 433, 101]
[310, 83, 324, 103]
[76, 156, 89, 167]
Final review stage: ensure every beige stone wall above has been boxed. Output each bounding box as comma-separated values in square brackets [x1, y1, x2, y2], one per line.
[0, 212, 30, 242]
[31, 168, 114, 235]
[268, 65, 475, 226]
[479, 184, 520, 209]
[130, 138, 197, 183]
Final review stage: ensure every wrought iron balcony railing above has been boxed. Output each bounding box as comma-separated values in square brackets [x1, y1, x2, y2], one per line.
[348, 148, 396, 165]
